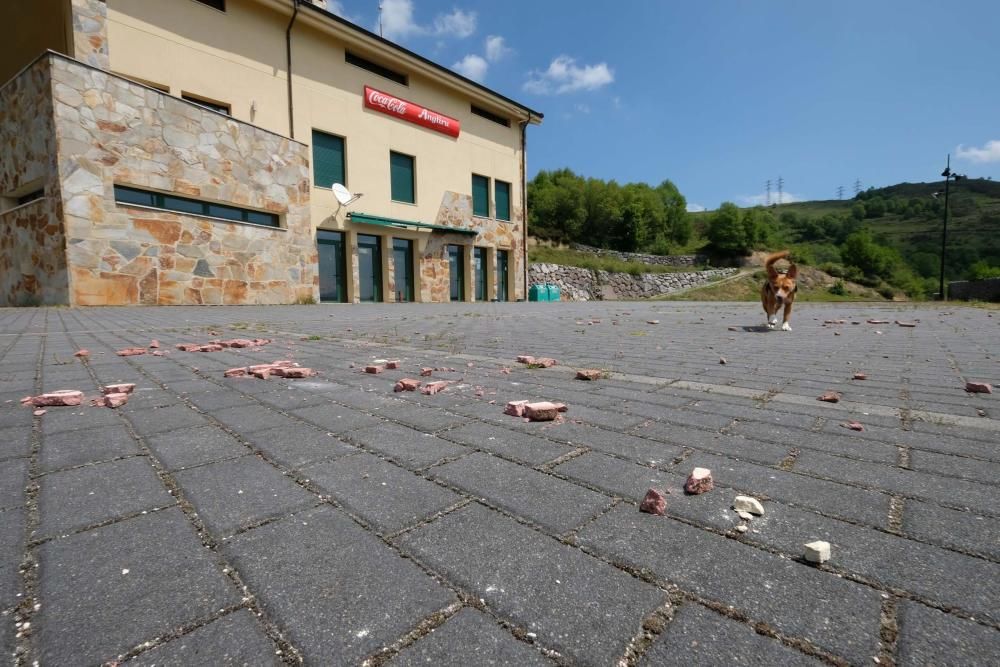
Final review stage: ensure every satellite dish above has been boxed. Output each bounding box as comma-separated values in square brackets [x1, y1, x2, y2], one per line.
[332, 183, 363, 207]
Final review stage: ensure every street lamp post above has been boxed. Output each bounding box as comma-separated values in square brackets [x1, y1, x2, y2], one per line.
[937, 155, 965, 301]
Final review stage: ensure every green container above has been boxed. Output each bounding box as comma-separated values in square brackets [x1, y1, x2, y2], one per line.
[546, 283, 561, 301]
[528, 284, 548, 302]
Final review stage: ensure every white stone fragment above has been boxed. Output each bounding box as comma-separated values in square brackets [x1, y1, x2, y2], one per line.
[735, 510, 754, 521]
[733, 495, 764, 516]
[804, 540, 831, 564]
[735, 525, 748, 533]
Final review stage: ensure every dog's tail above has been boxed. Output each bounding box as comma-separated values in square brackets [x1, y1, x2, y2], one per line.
[765, 250, 790, 278]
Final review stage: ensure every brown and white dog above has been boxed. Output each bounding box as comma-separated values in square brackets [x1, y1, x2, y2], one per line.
[761, 251, 798, 331]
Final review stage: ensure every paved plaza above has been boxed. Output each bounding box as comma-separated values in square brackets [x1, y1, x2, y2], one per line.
[0, 301, 998, 666]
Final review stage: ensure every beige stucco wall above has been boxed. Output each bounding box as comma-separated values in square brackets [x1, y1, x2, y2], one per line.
[102, 0, 529, 301]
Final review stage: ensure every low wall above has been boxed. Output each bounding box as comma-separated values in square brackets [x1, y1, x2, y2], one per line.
[949, 278, 1000, 302]
[529, 263, 737, 300]
[568, 242, 707, 267]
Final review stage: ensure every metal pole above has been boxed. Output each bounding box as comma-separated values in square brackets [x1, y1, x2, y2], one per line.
[939, 154, 950, 300]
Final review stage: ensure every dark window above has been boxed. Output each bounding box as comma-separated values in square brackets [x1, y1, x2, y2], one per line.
[471, 105, 510, 127]
[193, 0, 226, 11]
[390, 152, 415, 204]
[472, 174, 490, 217]
[346, 51, 408, 86]
[495, 180, 511, 221]
[182, 93, 230, 116]
[113, 185, 279, 228]
[312, 130, 346, 188]
[16, 189, 44, 206]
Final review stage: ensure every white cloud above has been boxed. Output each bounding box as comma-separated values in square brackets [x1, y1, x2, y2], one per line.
[686, 203, 706, 212]
[523, 56, 614, 95]
[955, 139, 1000, 163]
[574, 103, 591, 114]
[378, 0, 476, 41]
[452, 54, 488, 82]
[433, 9, 476, 38]
[485, 35, 511, 62]
[739, 192, 807, 206]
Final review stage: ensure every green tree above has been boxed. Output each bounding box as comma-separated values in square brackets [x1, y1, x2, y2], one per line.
[527, 169, 587, 241]
[707, 202, 749, 253]
[843, 229, 899, 278]
[654, 179, 690, 245]
[851, 202, 866, 221]
[740, 207, 774, 248]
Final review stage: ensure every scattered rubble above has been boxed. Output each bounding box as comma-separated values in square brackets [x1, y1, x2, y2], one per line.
[516, 355, 535, 364]
[504, 400, 529, 417]
[102, 383, 135, 395]
[719, 357, 727, 365]
[895, 321, 917, 328]
[523, 401, 567, 422]
[532, 358, 558, 368]
[853, 372, 868, 380]
[803, 540, 831, 564]
[733, 495, 764, 516]
[420, 381, 452, 395]
[420, 367, 434, 377]
[866, 319, 889, 324]
[646, 320, 660, 325]
[817, 391, 842, 403]
[21, 390, 84, 407]
[74, 350, 90, 358]
[735, 510, 754, 521]
[841, 421, 865, 432]
[639, 489, 667, 516]
[385, 360, 401, 369]
[177, 338, 271, 352]
[224, 361, 314, 380]
[965, 381, 993, 394]
[576, 369, 603, 381]
[149, 340, 160, 349]
[32, 409, 46, 417]
[116, 348, 147, 357]
[93, 393, 130, 409]
[684, 468, 714, 495]
[394, 378, 422, 392]
[365, 365, 384, 374]
[735, 524, 748, 533]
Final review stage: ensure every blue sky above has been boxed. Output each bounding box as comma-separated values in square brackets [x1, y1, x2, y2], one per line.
[330, 0, 1000, 211]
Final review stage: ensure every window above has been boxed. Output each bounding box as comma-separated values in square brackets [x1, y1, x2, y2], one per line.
[17, 189, 44, 206]
[390, 152, 415, 204]
[471, 105, 510, 127]
[312, 130, 345, 188]
[114, 185, 279, 228]
[494, 180, 511, 221]
[113, 72, 169, 93]
[193, 0, 226, 11]
[472, 174, 490, 218]
[346, 51, 408, 86]
[182, 93, 230, 116]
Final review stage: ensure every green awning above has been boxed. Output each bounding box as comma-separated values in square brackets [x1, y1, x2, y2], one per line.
[348, 212, 478, 236]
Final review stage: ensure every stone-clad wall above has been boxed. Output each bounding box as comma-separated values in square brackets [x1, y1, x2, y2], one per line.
[569, 242, 707, 267]
[71, 0, 110, 70]
[0, 56, 67, 306]
[48, 54, 318, 305]
[529, 263, 737, 301]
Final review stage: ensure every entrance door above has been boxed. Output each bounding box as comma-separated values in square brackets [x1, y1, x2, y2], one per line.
[496, 249, 509, 302]
[448, 245, 465, 302]
[357, 234, 382, 302]
[392, 238, 414, 302]
[317, 230, 346, 302]
[473, 247, 487, 301]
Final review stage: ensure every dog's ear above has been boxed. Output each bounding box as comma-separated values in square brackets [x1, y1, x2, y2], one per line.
[767, 263, 779, 279]
[787, 263, 798, 279]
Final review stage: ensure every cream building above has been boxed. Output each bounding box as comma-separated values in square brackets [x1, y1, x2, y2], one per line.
[0, 0, 542, 305]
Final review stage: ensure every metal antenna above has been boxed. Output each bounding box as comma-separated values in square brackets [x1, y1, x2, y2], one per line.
[378, 1, 383, 37]
[837, 185, 844, 200]
[765, 179, 771, 207]
[777, 176, 784, 205]
[854, 178, 862, 195]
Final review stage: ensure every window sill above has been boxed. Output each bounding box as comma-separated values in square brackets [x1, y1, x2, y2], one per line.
[391, 200, 418, 206]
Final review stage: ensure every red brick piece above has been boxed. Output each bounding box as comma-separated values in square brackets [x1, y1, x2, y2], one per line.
[640, 488, 667, 516]
[965, 381, 993, 394]
[684, 467, 714, 495]
[224, 368, 248, 378]
[516, 355, 536, 365]
[365, 365, 384, 374]
[420, 367, 434, 377]
[576, 369, 603, 381]
[116, 348, 147, 357]
[534, 358, 557, 368]
[102, 383, 135, 395]
[97, 392, 130, 408]
[272, 367, 315, 379]
[853, 372, 867, 380]
[394, 378, 422, 392]
[504, 400, 529, 417]
[386, 360, 401, 369]
[524, 401, 560, 421]
[842, 421, 865, 431]
[420, 381, 451, 395]
[817, 391, 841, 403]
[149, 340, 160, 349]
[74, 349, 90, 358]
[23, 390, 84, 407]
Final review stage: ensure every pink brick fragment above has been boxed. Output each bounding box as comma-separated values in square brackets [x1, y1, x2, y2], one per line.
[149, 340, 160, 349]
[385, 360, 401, 370]
[524, 401, 560, 421]
[965, 381, 993, 394]
[842, 421, 865, 431]
[116, 348, 147, 357]
[684, 468, 714, 495]
[420, 381, 451, 395]
[504, 400, 529, 417]
[853, 372, 867, 380]
[102, 383, 135, 395]
[24, 390, 84, 407]
[817, 391, 841, 403]
[224, 367, 247, 378]
[95, 392, 130, 408]
[272, 367, 315, 378]
[576, 369, 603, 381]
[533, 358, 557, 368]
[365, 365, 384, 374]
[516, 355, 536, 364]
[151, 351, 167, 357]
[394, 378, 422, 392]
[420, 367, 433, 377]
[640, 488, 667, 516]
[74, 349, 90, 358]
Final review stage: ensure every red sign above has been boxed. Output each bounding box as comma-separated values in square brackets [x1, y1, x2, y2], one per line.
[363, 86, 461, 138]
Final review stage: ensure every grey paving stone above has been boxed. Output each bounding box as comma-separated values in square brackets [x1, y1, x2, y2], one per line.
[897, 601, 1000, 667]
[389, 608, 552, 667]
[126, 609, 281, 667]
[0, 425, 31, 460]
[302, 452, 460, 534]
[173, 456, 316, 538]
[36, 508, 239, 666]
[184, 388, 258, 412]
[902, 500, 1000, 560]
[146, 425, 248, 471]
[128, 404, 211, 436]
[348, 422, 468, 470]
[634, 420, 790, 466]
[0, 507, 25, 609]
[225, 505, 455, 664]
[440, 422, 574, 465]
[242, 423, 356, 469]
[640, 603, 822, 666]
[396, 503, 664, 665]
[0, 458, 28, 510]
[40, 424, 140, 473]
[41, 405, 122, 436]
[728, 420, 899, 463]
[577, 505, 882, 664]
[384, 403, 468, 433]
[290, 404, 384, 434]
[545, 422, 685, 466]
[37, 457, 173, 539]
[429, 452, 613, 534]
[210, 404, 288, 435]
[908, 448, 999, 486]
[554, 452, 679, 500]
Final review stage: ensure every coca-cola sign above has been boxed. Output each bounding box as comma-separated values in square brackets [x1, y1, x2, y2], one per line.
[363, 86, 460, 138]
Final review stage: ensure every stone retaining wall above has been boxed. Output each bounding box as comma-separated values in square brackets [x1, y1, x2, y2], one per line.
[569, 242, 707, 267]
[529, 263, 737, 301]
[948, 278, 1000, 302]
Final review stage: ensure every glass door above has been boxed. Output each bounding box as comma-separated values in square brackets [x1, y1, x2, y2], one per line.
[357, 234, 382, 302]
[448, 245, 465, 302]
[473, 247, 486, 301]
[392, 238, 414, 302]
[496, 249, 509, 302]
[317, 230, 346, 302]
